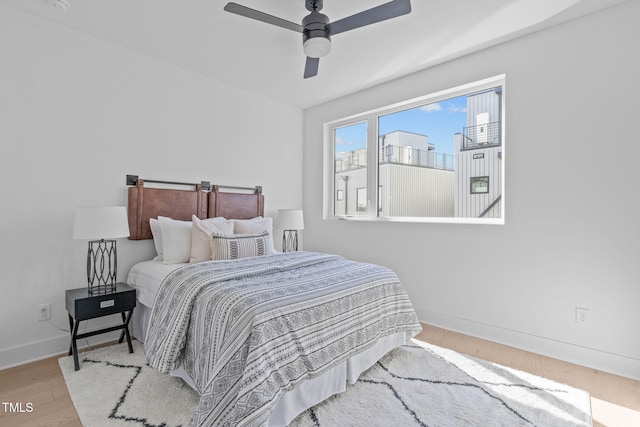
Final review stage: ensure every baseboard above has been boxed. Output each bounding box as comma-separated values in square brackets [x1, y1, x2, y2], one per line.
[0, 330, 123, 371]
[417, 309, 640, 381]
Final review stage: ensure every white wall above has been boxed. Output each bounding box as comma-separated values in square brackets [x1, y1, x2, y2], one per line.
[0, 5, 302, 368]
[303, 1, 640, 380]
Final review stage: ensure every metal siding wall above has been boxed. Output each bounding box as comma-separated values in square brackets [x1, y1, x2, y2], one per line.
[481, 197, 502, 219]
[467, 90, 501, 128]
[454, 88, 503, 218]
[383, 164, 454, 217]
[338, 165, 454, 217]
[334, 168, 367, 216]
[349, 169, 368, 215]
[334, 176, 345, 215]
[456, 146, 501, 218]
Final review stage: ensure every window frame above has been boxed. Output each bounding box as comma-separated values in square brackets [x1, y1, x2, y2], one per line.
[323, 74, 506, 225]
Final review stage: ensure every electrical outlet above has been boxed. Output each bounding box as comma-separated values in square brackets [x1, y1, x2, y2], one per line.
[575, 307, 590, 325]
[37, 303, 51, 322]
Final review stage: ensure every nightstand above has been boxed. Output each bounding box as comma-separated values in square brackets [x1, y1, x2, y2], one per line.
[65, 283, 136, 371]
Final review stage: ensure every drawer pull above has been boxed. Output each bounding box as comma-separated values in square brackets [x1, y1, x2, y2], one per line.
[100, 300, 115, 309]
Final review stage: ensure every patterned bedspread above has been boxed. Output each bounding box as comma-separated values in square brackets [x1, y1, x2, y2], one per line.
[145, 251, 421, 427]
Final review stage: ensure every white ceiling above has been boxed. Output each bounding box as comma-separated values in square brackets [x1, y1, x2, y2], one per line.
[0, 0, 627, 108]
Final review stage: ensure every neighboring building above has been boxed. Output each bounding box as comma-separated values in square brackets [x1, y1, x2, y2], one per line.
[335, 131, 455, 217]
[380, 130, 434, 167]
[454, 87, 503, 218]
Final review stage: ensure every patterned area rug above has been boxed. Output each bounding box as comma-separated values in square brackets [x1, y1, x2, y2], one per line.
[59, 339, 592, 427]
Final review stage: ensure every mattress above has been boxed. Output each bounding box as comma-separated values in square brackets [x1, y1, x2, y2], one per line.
[127, 260, 185, 308]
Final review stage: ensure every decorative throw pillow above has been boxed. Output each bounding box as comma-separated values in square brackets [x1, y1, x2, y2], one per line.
[190, 215, 234, 263]
[149, 218, 164, 261]
[159, 216, 192, 264]
[210, 231, 268, 260]
[233, 217, 278, 255]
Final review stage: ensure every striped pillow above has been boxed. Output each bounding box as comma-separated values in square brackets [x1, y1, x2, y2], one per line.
[210, 231, 268, 260]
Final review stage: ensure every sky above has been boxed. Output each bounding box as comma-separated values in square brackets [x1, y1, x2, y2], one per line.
[335, 95, 467, 157]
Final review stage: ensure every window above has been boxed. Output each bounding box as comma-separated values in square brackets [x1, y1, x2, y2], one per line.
[325, 75, 505, 224]
[470, 176, 489, 194]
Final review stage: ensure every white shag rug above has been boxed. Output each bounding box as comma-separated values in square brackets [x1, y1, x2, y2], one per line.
[59, 339, 592, 427]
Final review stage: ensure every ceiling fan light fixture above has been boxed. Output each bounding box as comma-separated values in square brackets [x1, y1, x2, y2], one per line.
[303, 37, 331, 58]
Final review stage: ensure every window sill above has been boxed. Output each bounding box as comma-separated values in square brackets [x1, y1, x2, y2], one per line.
[327, 215, 505, 225]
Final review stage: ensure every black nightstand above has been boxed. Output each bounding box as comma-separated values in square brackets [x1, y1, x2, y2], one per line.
[65, 283, 136, 371]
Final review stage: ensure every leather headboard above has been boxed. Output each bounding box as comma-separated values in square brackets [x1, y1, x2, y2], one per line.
[127, 179, 264, 240]
[208, 185, 264, 220]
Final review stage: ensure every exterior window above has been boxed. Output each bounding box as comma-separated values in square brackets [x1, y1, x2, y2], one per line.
[470, 176, 489, 194]
[325, 75, 505, 224]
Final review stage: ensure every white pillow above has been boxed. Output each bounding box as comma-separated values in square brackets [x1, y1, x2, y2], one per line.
[159, 216, 192, 264]
[210, 232, 269, 260]
[233, 217, 277, 255]
[149, 218, 163, 261]
[190, 215, 234, 263]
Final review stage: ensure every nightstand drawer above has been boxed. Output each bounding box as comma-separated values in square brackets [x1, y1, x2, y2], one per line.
[66, 283, 136, 321]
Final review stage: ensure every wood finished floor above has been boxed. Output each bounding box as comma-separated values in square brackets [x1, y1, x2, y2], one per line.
[1, 323, 638, 426]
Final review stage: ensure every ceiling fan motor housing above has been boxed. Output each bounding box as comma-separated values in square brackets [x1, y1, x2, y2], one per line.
[302, 11, 331, 57]
[305, 0, 324, 12]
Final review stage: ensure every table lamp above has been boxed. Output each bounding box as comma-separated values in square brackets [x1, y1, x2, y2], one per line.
[73, 206, 130, 294]
[277, 209, 304, 252]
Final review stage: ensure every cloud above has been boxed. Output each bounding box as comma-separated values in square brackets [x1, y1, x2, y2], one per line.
[447, 104, 467, 113]
[420, 103, 442, 113]
[336, 136, 347, 145]
[335, 136, 354, 146]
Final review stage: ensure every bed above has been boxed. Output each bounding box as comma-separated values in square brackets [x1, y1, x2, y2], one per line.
[125, 178, 422, 427]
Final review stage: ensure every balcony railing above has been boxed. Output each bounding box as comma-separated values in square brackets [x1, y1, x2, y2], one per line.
[462, 121, 501, 150]
[335, 162, 366, 173]
[334, 147, 368, 173]
[336, 145, 455, 173]
[380, 145, 454, 171]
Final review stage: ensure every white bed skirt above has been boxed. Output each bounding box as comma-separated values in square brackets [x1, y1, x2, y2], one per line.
[130, 302, 150, 344]
[131, 301, 410, 427]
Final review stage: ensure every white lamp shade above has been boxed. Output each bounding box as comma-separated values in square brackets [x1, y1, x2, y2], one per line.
[73, 206, 130, 240]
[277, 209, 304, 230]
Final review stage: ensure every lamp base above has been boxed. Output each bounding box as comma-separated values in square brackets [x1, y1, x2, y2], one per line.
[88, 283, 117, 295]
[282, 230, 299, 253]
[87, 239, 118, 295]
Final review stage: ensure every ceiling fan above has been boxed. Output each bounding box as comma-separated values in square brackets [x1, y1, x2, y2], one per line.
[224, 0, 412, 78]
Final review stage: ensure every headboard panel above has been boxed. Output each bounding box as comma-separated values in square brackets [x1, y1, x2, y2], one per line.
[127, 179, 264, 240]
[208, 185, 264, 220]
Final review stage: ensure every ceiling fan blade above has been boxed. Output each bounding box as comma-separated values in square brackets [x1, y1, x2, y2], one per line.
[304, 57, 320, 79]
[328, 0, 411, 36]
[224, 2, 304, 33]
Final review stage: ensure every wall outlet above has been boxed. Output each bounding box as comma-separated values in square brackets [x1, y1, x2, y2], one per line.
[37, 303, 51, 322]
[575, 307, 590, 325]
